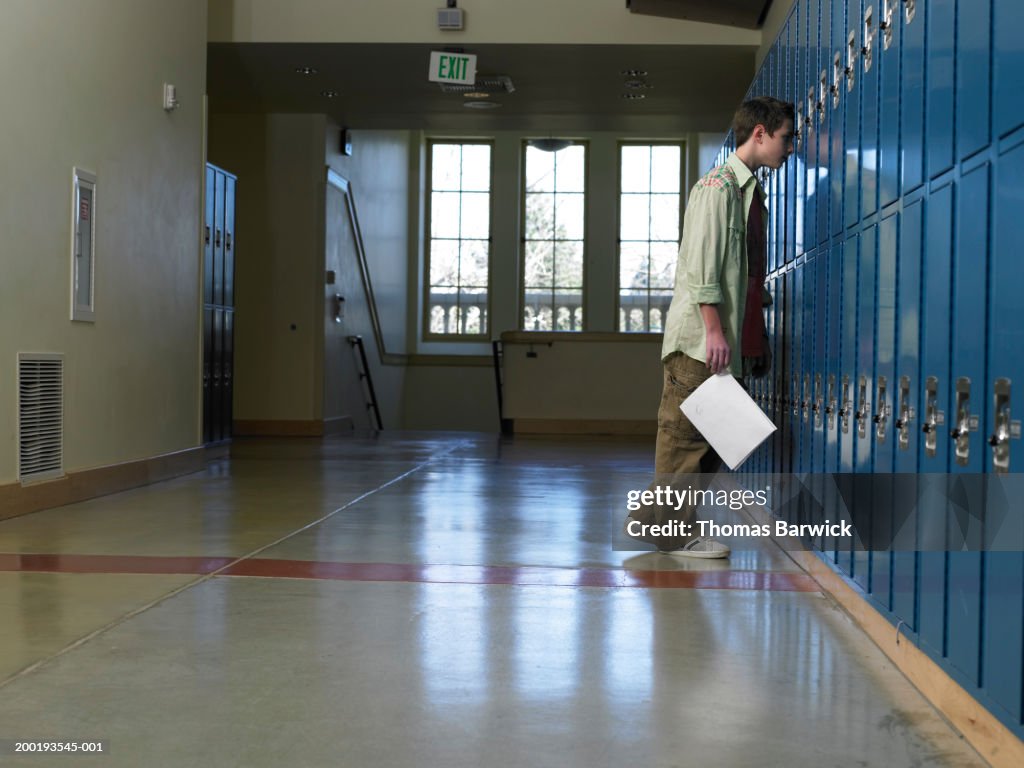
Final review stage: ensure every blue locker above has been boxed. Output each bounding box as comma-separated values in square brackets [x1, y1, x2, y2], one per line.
[918, 184, 954, 659]
[892, 200, 922, 628]
[785, 14, 798, 264]
[957, 0, 992, 161]
[900, 0, 925, 192]
[878, 0, 901, 207]
[801, 258, 815, 478]
[790, 267, 804, 475]
[853, 224, 877, 592]
[945, 163, 990, 688]
[838, 232, 859, 577]
[844, 0, 863, 229]
[829, 0, 846, 238]
[993, 0, 1024, 138]
[926, 0, 956, 178]
[982, 142, 1024, 721]
[815, 0, 832, 244]
[803, 0, 819, 252]
[825, 242, 843, 477]
[860, 2, 881, 219]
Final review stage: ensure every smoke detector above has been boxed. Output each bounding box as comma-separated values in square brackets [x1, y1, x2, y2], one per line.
[438, 2, 464, 30]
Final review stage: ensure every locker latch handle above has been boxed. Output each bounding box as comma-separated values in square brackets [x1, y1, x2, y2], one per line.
[813, 373, 824, 429]
[950, 377, 979, 466]
[215, 228, 222, 248]
[855, 375, 871, 439]
[903, 0, 916, 25]
[831, 52, 842, 109]
[894, 375, 914, 452]
[880, 0, 895, 51]
[846, 31, 858, 92]
[791, 376, 801, 418]
[807, 87, 817, 135]
[839, 375, 852, 434]
[225, 232, 233, 251]
[204, 225, 210, 245]
[801, 373, 811, 423]
[817, 70, 828, 119]
[795, 108, 804, 151]
[863, 6, 876, 74]
[922, 375, 945, 458]
[989, 378, 1022, 474]
[872, 375, 890, 442]
[825, 374, 837, 431]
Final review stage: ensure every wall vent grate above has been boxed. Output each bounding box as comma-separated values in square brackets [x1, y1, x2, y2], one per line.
[18, 354, 64, 482]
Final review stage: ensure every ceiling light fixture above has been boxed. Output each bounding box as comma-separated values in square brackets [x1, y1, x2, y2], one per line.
[464, 101, 501, 109]
[529, 139, 574, 152]
[295, 66, 318, 75]
[321, 89, 339, 98]
[463, 91, 490, 99]
[621, 93, 647, 100]
[620, 69, 648, 77]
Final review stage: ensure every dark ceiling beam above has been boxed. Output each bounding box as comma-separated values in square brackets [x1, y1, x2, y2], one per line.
[626, 0, 774, 31]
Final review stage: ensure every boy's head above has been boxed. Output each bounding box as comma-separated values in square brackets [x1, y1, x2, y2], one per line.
[733, 97, 796, 170]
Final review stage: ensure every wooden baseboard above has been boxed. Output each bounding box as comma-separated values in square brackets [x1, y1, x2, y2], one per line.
[0, 447, 207, 522]
[511, 419, 657, 437]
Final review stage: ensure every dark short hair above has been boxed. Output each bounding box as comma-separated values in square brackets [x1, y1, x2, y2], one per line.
[732, 97, 796, 146]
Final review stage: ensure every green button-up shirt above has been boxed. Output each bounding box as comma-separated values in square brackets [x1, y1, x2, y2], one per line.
[661, 152, 767, 377]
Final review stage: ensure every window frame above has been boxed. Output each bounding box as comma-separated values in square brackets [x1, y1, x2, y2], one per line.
[615, 140, 686, 334]
[423, 138, 496, 342]
[518, 139, 590, 333]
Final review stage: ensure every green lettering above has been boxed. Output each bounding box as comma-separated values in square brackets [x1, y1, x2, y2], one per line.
[438, 56, 449, 79]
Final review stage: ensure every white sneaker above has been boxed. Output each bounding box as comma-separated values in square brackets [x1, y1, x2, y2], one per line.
[664, 538, 731, 559]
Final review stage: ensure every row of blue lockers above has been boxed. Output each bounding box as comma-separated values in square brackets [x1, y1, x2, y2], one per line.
[720, 0, 1024, 743]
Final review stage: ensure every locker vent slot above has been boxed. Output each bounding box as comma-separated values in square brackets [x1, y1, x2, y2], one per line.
[17, 354, 64, 482]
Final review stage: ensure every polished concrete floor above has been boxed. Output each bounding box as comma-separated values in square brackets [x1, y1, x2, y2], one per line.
[0, 433, 985, 767]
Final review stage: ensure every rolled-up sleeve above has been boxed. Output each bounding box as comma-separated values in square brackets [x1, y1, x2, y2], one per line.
[682, 185, 730, 305]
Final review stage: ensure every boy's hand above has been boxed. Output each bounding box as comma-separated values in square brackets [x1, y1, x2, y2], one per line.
[705, 328, 731, 374]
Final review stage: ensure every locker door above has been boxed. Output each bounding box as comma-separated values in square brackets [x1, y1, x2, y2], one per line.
[769, 276, 782, 473]
[945, 163, 990, 688]
[222, 309, 234, 441]
[211, 308, 224, 443]
[860, 3, 882, 219]
[786, 11, 799, 262]
[213, 171, 226, 308]
[838, 233, 859, 577]
[892, 199, 922, 629]
[853, 224, 877, 593]
[993, 0, 1024, 138]
[871, 213, 899, 611]
[822, 244, 842, 564]
[204, 167, 215, 306]
[787, 268, 800, 476]
[901, 0, 926, 192]
[927, 0, 956, 178]
[803, 0, 820, 252]
[829, 0, 846, 237]
[800, 260, 814, 478]
[223, 176, 236, 308]
[982, 140, 1024, 724]
[844, 0, 863, 229]
[957, 0, 992, 161]
[919, 183, 955, 661]
[815, 0, 831, 245]
[202, 308, 214, 444]
[895, 198, 923, 476]
[878, 0, 901, 207]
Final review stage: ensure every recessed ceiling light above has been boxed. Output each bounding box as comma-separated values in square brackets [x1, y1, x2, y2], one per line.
[464, 101, 501, 109]
[321, 89, 339, 98]
[295, 66, 318, 75]
[620, 69, 648, 77]
[621, 93, 646, 100]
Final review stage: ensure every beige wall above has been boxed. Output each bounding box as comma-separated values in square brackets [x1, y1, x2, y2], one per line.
[0, 0, 207, 485]
[208, 0, 761, 46]
[758, 0, 795, 70]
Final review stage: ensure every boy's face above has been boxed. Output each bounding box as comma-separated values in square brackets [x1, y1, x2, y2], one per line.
[760, 119, 795, 169]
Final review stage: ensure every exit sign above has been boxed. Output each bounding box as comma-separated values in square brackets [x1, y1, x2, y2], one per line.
[429, 51, 477, 85]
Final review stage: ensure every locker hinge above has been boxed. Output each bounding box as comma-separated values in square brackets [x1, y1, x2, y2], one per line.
[989, 378, 1022, 474]
[923, 375, 946, 458]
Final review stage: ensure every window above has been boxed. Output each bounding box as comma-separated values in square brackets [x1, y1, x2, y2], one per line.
[426, 141, 492, 337]
[522, 141, 586, 331]
[618, 143, 683, 332]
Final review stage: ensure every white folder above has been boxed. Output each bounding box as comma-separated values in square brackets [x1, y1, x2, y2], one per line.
[679, 372, 777, 470]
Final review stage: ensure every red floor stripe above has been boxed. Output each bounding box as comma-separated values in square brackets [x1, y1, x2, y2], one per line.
[0, 553, 819, 592]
